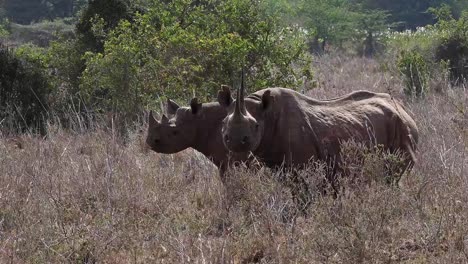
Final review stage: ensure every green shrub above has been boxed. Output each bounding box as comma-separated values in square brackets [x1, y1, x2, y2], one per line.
[0, 25, 8, 38]
[0, 45, 50, 134]
[80, 0, 311, 120]
[0, 8, 9, 38]
[397, 50, 429, 97]
[76, 0, 139, 53]
[388, 7, 468, 87]
[432, 9, 468, 84]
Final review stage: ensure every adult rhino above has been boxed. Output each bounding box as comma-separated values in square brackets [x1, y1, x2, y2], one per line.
[218, 82, 418, 185]
[146, 86, 249, 179]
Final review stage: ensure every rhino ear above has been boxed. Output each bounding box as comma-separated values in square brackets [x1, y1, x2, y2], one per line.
[261, 90, 274, 111]
[149, 110, 159, 127]
[190, 98, 202, 115]
[217, 85, 233, 107]
[166, 99, 180, 116]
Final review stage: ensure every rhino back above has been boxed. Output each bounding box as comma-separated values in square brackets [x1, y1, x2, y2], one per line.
[249, 88, 414, 166]
[249, 89, 323, 166]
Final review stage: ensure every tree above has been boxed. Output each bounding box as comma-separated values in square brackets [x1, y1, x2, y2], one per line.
[297, 0, 392, 56]
[48, 0, 76, 18]
[80, 0, 309, 120]
[350, 4, 392, 57]
[4, 0, 88, 24]
[0, 45, 50, 134]
[0, 7, 9, 38]
[430, 6, 468, 83]
[75, 0, 138, 53]
[452, 0, 468, 18]
[298, 0, 355, 54]
[352, 0, 453, 30]
[5, 0, 49, 24]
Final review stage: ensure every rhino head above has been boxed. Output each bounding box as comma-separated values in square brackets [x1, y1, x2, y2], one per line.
[146, 97, 203, 153]
[218, 75, 274, 153]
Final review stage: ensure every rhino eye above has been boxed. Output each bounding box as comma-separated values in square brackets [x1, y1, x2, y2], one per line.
[172, 130, 179, 136]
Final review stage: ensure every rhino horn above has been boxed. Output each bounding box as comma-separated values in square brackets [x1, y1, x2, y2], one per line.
[234, 69, 247, 118]
[149, 110, 160, 127]
[161, 114, 169, 124]
[240, 69, 246, 114]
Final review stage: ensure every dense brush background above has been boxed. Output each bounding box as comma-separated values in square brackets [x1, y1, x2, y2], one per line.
[1, 57, 467, 263]
[1, 0, 468, 263]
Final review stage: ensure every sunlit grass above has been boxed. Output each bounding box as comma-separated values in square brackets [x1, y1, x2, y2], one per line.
[1, 55, 467, 263]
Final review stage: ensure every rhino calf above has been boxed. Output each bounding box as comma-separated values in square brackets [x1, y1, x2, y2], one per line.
[218, 81, 419, 186]
[146, 86, 248, 179]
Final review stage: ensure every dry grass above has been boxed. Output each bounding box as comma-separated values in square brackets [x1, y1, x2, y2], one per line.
[1, 55, 467, 263]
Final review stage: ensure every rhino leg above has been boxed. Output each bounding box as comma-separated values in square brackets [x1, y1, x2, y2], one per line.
[393, 117, 418, 182]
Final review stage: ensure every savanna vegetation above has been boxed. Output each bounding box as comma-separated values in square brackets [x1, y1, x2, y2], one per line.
[1, 0, 467, 262]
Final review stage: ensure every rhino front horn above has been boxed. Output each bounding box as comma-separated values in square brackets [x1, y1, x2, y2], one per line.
[234, 69, 247, 117]
[240, 68, 246, 114]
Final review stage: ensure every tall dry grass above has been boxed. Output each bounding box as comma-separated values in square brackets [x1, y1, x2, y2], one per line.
[1, 55, 467, 263]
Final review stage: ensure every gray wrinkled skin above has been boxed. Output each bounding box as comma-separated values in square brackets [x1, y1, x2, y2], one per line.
[218, 87, 419, 178]
[146, 86, 249, 178]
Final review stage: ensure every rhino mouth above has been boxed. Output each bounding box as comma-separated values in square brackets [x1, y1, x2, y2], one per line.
[227, 143, 251, 153]
[150, 145, 180, 154]
[224, 136, 254, 153]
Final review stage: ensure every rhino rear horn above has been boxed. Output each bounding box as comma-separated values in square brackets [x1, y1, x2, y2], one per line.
[161, 114, 169, 124]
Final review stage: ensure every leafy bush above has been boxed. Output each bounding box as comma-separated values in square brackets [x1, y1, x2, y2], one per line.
[8, 19, 75, 47]
[432, 9, 468, 84]
[4, 0, 87, 24]
[0, 45, 50, 134]
[388, 7, 468, 87]
[397, 50, 429, 97]
[0, 8, 9, 38]
[76, 0, 140, 53]
[80, 0, 310, 120]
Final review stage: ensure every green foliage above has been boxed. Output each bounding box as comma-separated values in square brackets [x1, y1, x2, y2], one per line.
[45, 38, 85, 106]
[5, 0, 48, 24]
[351, 0, 451, 30]
[397, 50, 429, 97]
[298, 0, 354, 53]
[386, 28, 438, 56]
[80, 0, 310, 119]
[0, 22, 9, 38]
[0, 7, 10, 38]
[0, 45, 50, 133]
[387, 7, 468, 89]
[351, 7, 392, 57]
[4, 0, 87, 24]
[75, 0, 138, 53]
[431, 8, 468, 83]
[298, 0, 392, 56]
[8, 19, 75, 47]
[47, 0, 88, 18]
